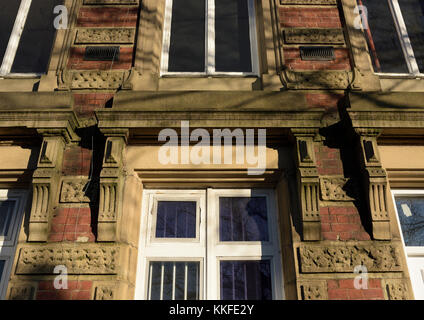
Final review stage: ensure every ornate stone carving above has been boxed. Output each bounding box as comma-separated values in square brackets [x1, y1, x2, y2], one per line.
[281, 0, 337, 4]
[16, 245, 119, 274]
[284, 28, 345, 44]
[299, 244, 402, 273]
[75, 28, 136, 44]
[60, 71, 132, 90]
[384, 280, 409, 300]
[320, 177, 354, 201]
[99, 183, 118, 221]
[8, 286, 35, 300]
[280, 0, 337, 5]
[83, 0, 139, 4]
[60, 180, 90, 203]
[94, 286, 116, 300]
[285, 71, 353, 89]
[300, 281, 328, 300]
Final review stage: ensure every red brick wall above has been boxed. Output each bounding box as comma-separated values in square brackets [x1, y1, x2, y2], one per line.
[327, 279, 384, 300]
[279, 7, 342, 28]
[37, 281, 92, 300]
[284, 47, 351, 71]
[77, 7, 139, 27]
[49, 207, 95, 242]
[67, 47, 133, 70]
[62, 145, 92, 176]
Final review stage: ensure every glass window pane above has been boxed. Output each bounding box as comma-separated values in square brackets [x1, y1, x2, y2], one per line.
[0, 200, 16, 237]
[0, 2, 21, 64]
[0, 260, 5, 283]
[395, 196, 424, 246]
[219, 197, 269, 241]
[398, 0, 424, 72]
[11, 0, 63, 73]
[167, 0, 205, 72]
[156, 201, 196, 238]
[215, 0, 252, 72]
[220, 260, 272, 300]
[359, 0, 409, 73]
[148, 261, 200, 300]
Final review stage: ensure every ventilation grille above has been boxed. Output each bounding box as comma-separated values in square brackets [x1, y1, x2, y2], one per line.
[84, 46, 120, 61]
[300, 46, 335, 61]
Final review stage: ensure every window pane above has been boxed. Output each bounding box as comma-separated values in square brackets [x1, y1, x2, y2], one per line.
[156, 201, 196, 238]
[0, 260, 5, 283]
[359, 0, 409, 73]
[11, 0, 63, 73]
[220, 260, 272, 300]
[148, 261, 200, 300]
[220, 197, 268, 241]
[398, 0, 424, 72]
[0, 2, 21, 64]
[395, 196, 424, 246]
[0, 200, 16, 237]
[215, 0, 252, 72]
[167, 0, 205, 72]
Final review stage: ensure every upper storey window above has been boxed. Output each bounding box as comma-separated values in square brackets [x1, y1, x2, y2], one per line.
[0, 0, 63, 77]
[161, 0, 259, 76]
[359, 0, 424, 76]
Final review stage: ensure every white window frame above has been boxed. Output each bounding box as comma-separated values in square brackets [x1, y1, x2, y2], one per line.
[160, 0, 259, 77]
[135, 188, 284, 300]
[391, 189, 424, 300]
[0, 0, 42, 78]
[361, 0, 423, 77]
[0, 189, 28, 300]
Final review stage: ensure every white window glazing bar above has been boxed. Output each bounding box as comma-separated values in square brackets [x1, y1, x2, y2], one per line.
[388, 0, 421, 75]
[160, 262, 164, 300]
[160, 0, 173, 76]
[172, 262, 176, 300]
[247, 0, 259, 75]
[0, 0, 32, 76]
[207, 0, 215, 74]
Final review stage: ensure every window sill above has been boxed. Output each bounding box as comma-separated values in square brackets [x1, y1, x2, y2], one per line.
[376, 73, 424, 80]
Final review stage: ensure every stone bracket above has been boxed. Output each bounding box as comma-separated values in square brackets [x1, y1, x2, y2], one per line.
[356, 129, 391, 240]
[292, 129, 321, 241]
[97, 131, 128, 242]
[28, 136, 65, 242]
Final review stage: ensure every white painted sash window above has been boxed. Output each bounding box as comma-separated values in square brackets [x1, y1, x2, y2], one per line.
[358, 0, 424, 76]
[135, 189, 284, 300]
[0, 190, 27, 300]
[0, 0, 63, 77]
[392, 190, 424, 300]
[161, 0, 259, 76]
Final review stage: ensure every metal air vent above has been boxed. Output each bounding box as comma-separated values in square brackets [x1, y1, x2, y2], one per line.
[300, 46, 335, 61]
[84, 46, 120, 61]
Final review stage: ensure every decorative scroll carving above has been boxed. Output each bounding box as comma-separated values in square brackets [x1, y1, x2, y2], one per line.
[60, 180, 90, 203]
[280, 0, 337, 4]
[16, 245, 119, 274]
[384, 280, 409, 300]
[299, 244, 402, 273]
[299, 281, 328, 300]
[75, 28, 136, 44]
[292, 129, 321, 241]
[95, 286, 116, 300]
[285, 71, 353, 89]
[283, 28, 345, 44]
[59, 71, 132, 90]
[8, 286, 35, 300]
[320, 177, 354, 201]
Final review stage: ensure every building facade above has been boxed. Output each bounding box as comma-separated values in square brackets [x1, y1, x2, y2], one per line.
[0, 0, 423, 300]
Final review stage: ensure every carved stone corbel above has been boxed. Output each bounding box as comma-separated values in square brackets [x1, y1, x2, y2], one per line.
[98, 130, 128, 242]
[356, 128, 391, 240]
[28, 134, 66, 242]
[292, 129, 321, 241]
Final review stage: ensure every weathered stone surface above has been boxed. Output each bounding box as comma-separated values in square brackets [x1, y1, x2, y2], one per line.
[320, 177, 354, 201]
[8, 286, 35, 300]
[285, 71, 352, 89]
[60, 180, 90, 203]
[94, 286, 116, 300]
[284, 28, 345, 44]
[299, 244, 402, 273]
[75, 28, 135, 44]
[384, 280, 410, 300]
[83, 0, 139, 4]
[300, 281, 328, 300]
[281, 0, 337, 4]
[16, 245, 119, 274]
